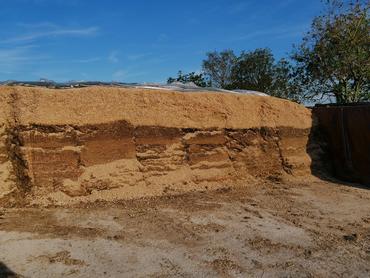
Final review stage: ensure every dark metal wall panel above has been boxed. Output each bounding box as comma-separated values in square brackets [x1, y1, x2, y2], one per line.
[313, 104, 370, 185]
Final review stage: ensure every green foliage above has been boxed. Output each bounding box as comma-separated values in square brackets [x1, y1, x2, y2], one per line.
[271, 59, 301, 102]
[292, 0, 370, 103]
[228, 49, 275, 92]
[202, 50, 237, 89]
[202, 48, 299, 101]
[169, 49, 298, 101]
[167, 70, 210, 87]
[228, 49, 298, 100]
[167, 0, 369, 104]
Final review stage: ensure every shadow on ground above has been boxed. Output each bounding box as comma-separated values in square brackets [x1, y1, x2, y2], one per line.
[0, 262, 18, 278]
[307, 110, 369, 190]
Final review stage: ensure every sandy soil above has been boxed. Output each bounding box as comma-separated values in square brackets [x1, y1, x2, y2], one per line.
[0, 177, 369, 278]
[0, 86, 315, 205]
[0, 86, 311, 129]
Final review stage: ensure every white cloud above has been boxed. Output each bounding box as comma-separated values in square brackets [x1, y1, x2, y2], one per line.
[16, 22, 58, 29]
[228, 2, 251, 14]
[113, 70, 126, 80]
[108, 51, 119, 63]
[228, 23, 309, 42]
[2, 25, 99, 44]
[0, 45, 49, 75]
[0, 45, 47, 64]
[127, 53, 151, 61]
[14, 0, 81, 7]
[112, 69, 150, 82]
[42, 57, 102, 64]
[157, 33, 168, 42]
[73, 57, 101, 63]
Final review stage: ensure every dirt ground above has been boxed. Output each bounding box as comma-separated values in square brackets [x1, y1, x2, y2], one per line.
[0, 177, 369, 278]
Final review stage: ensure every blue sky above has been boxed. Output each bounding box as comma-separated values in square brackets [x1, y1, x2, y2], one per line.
[0, 0, 323, 83]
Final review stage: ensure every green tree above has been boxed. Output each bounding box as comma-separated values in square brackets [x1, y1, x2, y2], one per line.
[229, 48, 275, 92]
[171, 49, 298, 101]
[229, 48, 299, 101]
[202, 50, 237, 88]
[167, 71, 210, 87]
[271, 59, 300, 102]
[292, 0, 370, 103]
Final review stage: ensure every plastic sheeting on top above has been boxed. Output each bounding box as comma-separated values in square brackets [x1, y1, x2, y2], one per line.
[0, 80, 269, 96]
